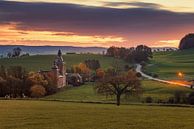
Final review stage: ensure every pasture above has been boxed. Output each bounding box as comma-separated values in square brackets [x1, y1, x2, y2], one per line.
[45, 80, 192, 102]
[0, 54, 128, 71]
[0, 100, 194, 129]
[145, 49, 194, 80]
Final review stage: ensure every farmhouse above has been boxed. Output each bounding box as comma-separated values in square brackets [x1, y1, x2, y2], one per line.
[39, 50, 66, 88]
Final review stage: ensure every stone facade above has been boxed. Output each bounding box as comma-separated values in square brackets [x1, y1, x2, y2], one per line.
[39, 50, 66, 88]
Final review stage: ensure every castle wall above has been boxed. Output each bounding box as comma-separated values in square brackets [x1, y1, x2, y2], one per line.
[57, 75, 66, 88]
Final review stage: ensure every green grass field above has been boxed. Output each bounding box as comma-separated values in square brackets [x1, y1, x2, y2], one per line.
[45, 81, 192, 102]
[145, 49, 194, 80]
[0, 53, 194, 129]
[1, 100, 194, 129]
[0, 54, 128, 71]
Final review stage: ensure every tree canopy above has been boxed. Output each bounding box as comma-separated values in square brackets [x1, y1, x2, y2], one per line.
[106, 45, 152, 63]
[95, 69, 141, 106]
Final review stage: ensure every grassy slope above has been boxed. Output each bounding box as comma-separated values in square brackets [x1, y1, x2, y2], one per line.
[1, 100, 194, 129]
[0, 54, 128, 71]
[45, 81, 192, 102]
[145, 49, 194, 79]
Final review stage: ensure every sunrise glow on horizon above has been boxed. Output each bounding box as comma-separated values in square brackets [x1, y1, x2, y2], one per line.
[1, 0, 194, 47]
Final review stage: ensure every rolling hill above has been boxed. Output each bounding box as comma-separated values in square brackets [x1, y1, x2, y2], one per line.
[0, 54, 128, 71]
[144, 49, 194, 80]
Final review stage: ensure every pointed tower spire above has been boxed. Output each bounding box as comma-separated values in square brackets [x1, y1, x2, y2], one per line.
[58, 49, 62, 57]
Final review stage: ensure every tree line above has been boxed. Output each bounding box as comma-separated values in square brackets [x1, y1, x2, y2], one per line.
[0, 65, 57, 98]
[106, 45, 153, 63]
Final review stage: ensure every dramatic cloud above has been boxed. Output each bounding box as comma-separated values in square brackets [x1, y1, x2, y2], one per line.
[0, 0, 194, 47]
[103, 2, 162, 9]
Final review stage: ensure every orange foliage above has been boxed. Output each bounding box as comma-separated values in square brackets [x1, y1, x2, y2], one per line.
[96, 68, 105, 79]
[73, 63, 91, 74]
[30, 85, 46, 98]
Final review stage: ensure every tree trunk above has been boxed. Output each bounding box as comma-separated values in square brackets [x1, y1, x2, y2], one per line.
[116, 94, 121, 106]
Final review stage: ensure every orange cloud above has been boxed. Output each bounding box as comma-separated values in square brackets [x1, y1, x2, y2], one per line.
[0, 23, 125, 47]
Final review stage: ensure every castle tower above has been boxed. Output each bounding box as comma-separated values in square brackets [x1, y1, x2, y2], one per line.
[53, 50, 66, 88]
[56, 50, 65, 75]
[51, 61, 59, 86]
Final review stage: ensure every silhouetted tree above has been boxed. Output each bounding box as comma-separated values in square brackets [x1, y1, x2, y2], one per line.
[12, 47, 22, 57]
[85, 59, 101, 70]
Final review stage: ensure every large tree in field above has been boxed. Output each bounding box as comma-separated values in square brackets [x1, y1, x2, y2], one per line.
[95, 69, 141, 106]
[134, 45, 152, 63]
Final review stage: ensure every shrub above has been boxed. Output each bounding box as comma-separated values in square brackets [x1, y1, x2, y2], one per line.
[145, 96, 153, 103]
[140, 61, 146, 67]
[152, 74, 158, 78]
[188, 92, 194, 105]
[124, 65, 130, 71]
[147, 73, 152, 76]
[174, 91, 186, 104]
[30, 85, 46, 98]
[136, 72, 142, 78]
[96, 68, 105, 79]
[168, 97, 175, 104]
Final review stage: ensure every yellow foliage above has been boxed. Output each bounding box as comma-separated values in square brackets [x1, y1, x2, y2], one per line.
[73, 63, 91, 74]
[27, 72, 48, 86]
[30, 85, 46, 98]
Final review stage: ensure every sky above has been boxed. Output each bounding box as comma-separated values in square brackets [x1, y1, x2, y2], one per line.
[0, 0, 194, 47]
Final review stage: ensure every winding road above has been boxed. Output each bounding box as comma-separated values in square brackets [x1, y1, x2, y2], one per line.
[135, 64, 191, 88]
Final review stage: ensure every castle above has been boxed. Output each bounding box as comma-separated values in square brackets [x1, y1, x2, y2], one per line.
[39, 50, 66, 88]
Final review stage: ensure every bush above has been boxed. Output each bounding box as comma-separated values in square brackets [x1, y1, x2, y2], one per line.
[145, 96, 153, 103]
[140, 61, 146, 67]
[147, 73, 152, 76]
[136, 72, 142, 78]
[174, 91, 186, 104]
[152, 74, 158, 78]
[168, 97, 175, 104]
[30, 85, 46, 98]
[188, 92, 194, 105]
[96, 68, 105, 79]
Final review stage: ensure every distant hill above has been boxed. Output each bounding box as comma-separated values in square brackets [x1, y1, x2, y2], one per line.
[0, 45, 107, 55]
[179, 33, 194, 50]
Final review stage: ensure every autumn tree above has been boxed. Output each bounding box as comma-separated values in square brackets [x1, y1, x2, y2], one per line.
[25, 72, 48, 95]
[106, 45, 152, 63]
[106, 46, 119, 57]
[95, 70, 141, 106]
[30, 85, 46, 98]
[96, 68, 105, 79]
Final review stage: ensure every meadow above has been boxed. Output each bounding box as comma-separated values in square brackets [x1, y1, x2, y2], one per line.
[0, 100, 194, 129]
[145, 49, 194, 80]
[0, 54, 128, 71]
[0, 52, 194, 129]
[45, 80, 192, 102]
[0, 53, 192, 102]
